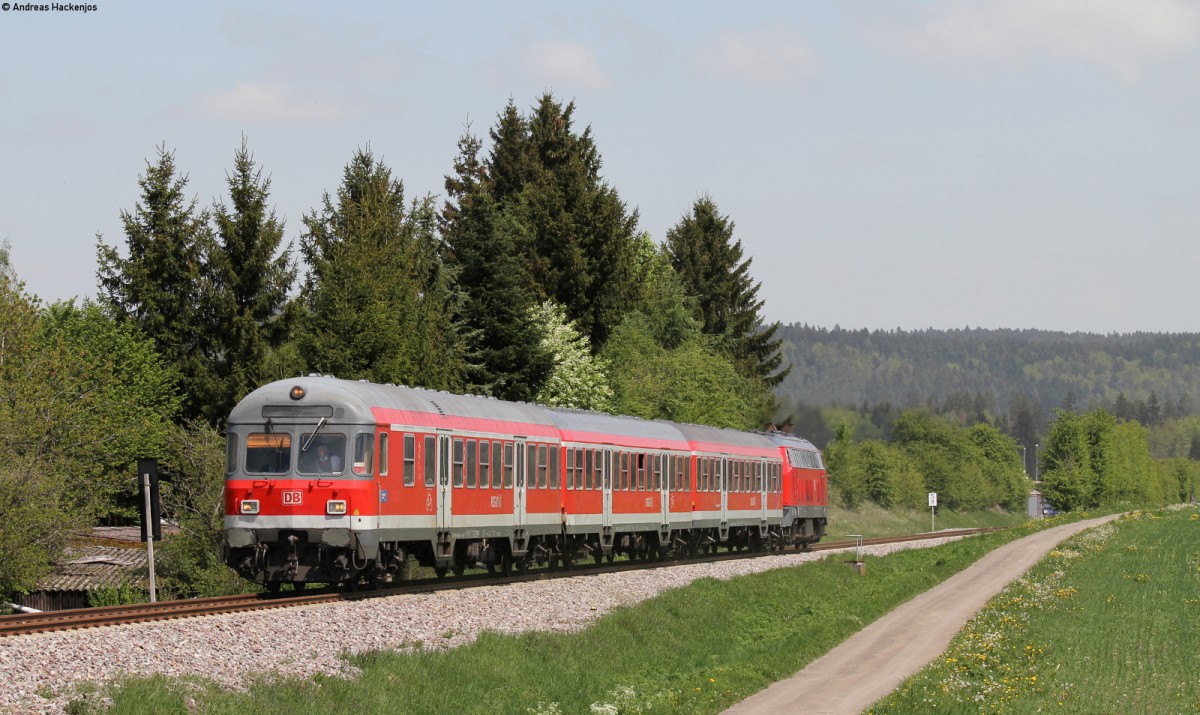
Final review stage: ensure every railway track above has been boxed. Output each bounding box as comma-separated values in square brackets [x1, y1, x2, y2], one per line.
[0, 528, 997, 639]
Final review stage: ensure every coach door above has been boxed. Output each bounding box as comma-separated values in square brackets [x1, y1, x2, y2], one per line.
[659, 454, 670, 529]
[719, 457, 729, 529]
[758, 459, 769, 528]
[513, 440, 527, 534]
[437, 433, 452, 534]
[601, 449, 613, 531]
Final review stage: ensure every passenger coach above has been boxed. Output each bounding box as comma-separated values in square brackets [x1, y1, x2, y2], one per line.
[224, 376, 827, 589]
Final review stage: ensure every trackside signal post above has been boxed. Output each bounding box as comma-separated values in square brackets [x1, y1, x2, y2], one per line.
[928, 492, 938, 532]
[138, 458, 161, 603]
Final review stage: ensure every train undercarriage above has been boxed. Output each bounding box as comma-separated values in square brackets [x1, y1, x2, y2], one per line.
[225, 517, 827, 592]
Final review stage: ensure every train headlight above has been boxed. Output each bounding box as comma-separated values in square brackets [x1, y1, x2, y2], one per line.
[326, 499, 347, 515]
[240, 499, 260, 515]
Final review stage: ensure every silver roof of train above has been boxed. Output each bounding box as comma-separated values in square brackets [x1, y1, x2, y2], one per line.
[229, 376, 555, 429]
[230, 376, 820, 453]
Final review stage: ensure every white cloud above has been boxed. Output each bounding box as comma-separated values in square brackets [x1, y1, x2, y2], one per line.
[526, 41, 612, 91]
[192, 82, 349, 123]
[697, 27, 817, 86]
[885, 0, 1200, 81]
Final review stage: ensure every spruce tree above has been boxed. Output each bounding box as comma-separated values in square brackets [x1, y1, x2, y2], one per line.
[483, 94, 639, 348]
[442, 131, 551, 401]
[298, 148, 467, 389]
[96, 145, 212, 420]
[203, 138, 297, 425]
[665, 196, 790, 388]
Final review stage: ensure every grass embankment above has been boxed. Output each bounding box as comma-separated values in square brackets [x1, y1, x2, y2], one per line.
[871, 506, 1200, 714]
[829, 501, 1029, 538]
[87, 517, 1061, 715]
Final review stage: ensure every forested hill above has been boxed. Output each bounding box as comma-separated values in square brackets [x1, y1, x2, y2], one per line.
[776, 325, 1200, 420]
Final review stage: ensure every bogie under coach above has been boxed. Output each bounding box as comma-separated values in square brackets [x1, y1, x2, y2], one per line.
[223, 376, 827, 590]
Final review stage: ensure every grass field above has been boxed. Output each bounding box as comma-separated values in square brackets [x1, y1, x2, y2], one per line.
[828, 501, 1030, 539]
[80, 516, 1066, 715]
[870, 506, 1200, 714]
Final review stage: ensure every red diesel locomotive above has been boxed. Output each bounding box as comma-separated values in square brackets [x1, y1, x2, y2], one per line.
[223, 376, 827, 589]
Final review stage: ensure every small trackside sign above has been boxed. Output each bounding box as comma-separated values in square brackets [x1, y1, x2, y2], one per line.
[928, 492, 937, 507]
[283, 490, 303, 506]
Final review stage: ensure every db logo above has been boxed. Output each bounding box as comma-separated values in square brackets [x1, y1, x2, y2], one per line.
[282, 490, 303, 506]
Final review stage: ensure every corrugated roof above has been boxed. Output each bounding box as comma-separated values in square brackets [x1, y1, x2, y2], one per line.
[35, 543, 148, 592]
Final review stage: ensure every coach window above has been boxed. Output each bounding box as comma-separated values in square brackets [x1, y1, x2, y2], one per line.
[583, 450, 593, 490]
[549, 446, 559, 489]
[466, 440, 477, 488]
[453, 439, 465, 487]
[378, 434, 389, 477]
[479, 441, 490, 489]
[504, 443, 514, 488]
[403, 435, 416, 486]
[525, 445, 536, 489]
[492, 442, 503, 488]
[424, 436, 435, 486]
[564, 448, 574, 490]
[537, 445, 548, 489]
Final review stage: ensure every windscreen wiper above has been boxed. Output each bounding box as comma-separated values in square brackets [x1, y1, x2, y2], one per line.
[300, 417, 327, 452]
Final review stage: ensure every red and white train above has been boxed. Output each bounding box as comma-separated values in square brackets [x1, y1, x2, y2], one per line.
[223, 376, 827, 589]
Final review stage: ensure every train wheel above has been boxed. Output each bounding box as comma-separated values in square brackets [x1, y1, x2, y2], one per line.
[291, 581, 306, 591]
[435, 566, 448, 579]
[265, 582, 282, 594]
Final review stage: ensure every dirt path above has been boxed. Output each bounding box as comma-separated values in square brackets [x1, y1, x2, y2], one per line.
[722, 515, 1122, 715]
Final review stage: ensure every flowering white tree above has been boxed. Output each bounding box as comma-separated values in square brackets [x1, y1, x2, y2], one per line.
[531, 300, 613, 412]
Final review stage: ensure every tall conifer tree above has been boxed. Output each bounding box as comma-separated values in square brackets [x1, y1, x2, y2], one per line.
[665, 196, 790, 388]
[298, 148, 466, 389]
[96, 145, 212, 420]
[442, 131, 551, 400]
[483, 94, 639, 348]
[203, 138, 297, 425]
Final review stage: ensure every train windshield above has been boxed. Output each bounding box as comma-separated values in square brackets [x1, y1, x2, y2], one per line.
[247, 433, 292, 474]
[298, 433, 347, 476]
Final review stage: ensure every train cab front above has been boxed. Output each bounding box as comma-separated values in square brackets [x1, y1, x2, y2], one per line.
[223, 389, 378, 590]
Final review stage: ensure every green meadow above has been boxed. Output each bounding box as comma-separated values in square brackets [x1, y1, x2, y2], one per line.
[871, 506, 1200, 714]
[68, 509, 1189, 715]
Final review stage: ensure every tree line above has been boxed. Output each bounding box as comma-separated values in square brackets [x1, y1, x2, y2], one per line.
[823, 406, 1198, 515]
[777, 324, 1200, 422]
[1, 94, 788, 598]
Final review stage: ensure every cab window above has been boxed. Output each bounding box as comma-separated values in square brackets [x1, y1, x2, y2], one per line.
[247, 433, 291, 474]
[353, 434, 374, 476]
[298, 433, 346, 475]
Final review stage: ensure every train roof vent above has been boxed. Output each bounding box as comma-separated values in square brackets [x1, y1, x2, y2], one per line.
[427, 399, 447, 417]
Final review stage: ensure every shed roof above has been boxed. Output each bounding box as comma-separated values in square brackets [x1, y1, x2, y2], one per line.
[36, 543, 147, 592]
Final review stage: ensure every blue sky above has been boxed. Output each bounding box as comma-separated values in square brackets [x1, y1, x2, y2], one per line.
[3, 1, 1199, 333]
